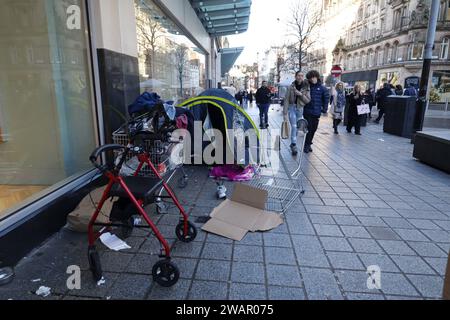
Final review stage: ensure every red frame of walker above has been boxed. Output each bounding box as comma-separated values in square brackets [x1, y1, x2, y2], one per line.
[88, 151, 189, 259]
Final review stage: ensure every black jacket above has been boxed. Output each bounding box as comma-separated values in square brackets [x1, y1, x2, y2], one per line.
[256, 87, 272, 104]
[348, 93, 364, 116]
[376, 87, 392, 109]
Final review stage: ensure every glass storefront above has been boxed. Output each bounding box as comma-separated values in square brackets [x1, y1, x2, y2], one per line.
[0, 0, 97, 219]
[135, 0, 207, 102]
[431, 70, 450, 103]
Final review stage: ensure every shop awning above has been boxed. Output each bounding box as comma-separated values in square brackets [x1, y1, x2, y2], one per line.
[190, 0, 252, 37]
[220, 47, 244, 77]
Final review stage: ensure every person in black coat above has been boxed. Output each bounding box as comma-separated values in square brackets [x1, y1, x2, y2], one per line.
[364, 88, 376, 119]
[347, 84, 364, 135]
[375, 83, 393, 124]
[256, 81, 272, 129]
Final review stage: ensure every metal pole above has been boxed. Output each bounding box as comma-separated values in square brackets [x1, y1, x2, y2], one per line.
[415, 0, 440, 132]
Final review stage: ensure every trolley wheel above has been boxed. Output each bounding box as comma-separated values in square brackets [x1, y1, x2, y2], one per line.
[175, 221, 197, 243]
[118, 217, 134, 239]
[88, 247, 103, 282]
[152, 260, 180, 287]
[178, 176, 188, 189]
[156, 202, 168, 215]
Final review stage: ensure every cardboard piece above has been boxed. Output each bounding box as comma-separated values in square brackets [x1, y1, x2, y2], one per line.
[202, 184, 284, 241]
[66, 187, 111, 233]
[443, 252, 450, 300]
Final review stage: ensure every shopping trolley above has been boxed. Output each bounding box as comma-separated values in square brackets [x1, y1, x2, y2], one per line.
[248, 118, 308, 214]
[87, 108, 197, 288]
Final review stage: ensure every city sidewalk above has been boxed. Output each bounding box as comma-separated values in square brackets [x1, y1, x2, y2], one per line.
[1, 106, 449, 300]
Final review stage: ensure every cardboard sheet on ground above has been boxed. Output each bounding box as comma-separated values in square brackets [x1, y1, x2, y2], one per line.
[202, 184, 284, 241]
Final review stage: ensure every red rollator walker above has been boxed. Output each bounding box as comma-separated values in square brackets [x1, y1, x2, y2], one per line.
[87, 127, 197, 287]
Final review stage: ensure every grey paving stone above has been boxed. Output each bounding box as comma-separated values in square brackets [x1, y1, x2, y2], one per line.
[233, 245, 264, 263]
[424, 257, 449, 276]
[148, 279, 191, 300]
[339, 193, 360, 200]
[323, 198, 347, 206]
[333, 215, 361, 226]
[100, 252, 134, 273]
[107, 274, 152, 300]
[379, 273, 421, 297]
[407, 275, 444, 298]
[394, 228, 429, 242]
[349, 238, 384, 254]
[310, 214, 335, 225]
[321, 237, 353, 252]
[382, 218, 414, 229]
[188, 280, 228, 300]
[346, 293, 385, 300]
[301, 268, 343, 300]
[421, 229, 450, 243]
[229, 283, 267, 300]
[335, 270, 381, 294]
[358, 253, 400, 273]
[352, 208, 400, 218]
[126, 254, 160, 275]
[206, 233, 234, 244]
[366, 227, 401, 240]
[378, 240, 416, 256]
[201, 243, 233, 260]
[358, 217, 388, 227]
[341, 226, 371, 238]
[327, 252, 365, 270]
[264, 247, 297, 265]
[409, 242, 447, 258]
[263, 233, 292, 248]
[195, 259, 231, 282]
[172, 242, 203, 259]
[266, 264, 302, 287]
[268, 286, 306, 300]
[239, 232, 263, 246]
[391, 256, 436, 275]
[231, 262, 266, 284]
[314, 224, 343, 237]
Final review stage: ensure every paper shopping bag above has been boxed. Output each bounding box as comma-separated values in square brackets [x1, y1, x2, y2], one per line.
[281, 121, 289, 140]
[357, 104, 370, 115]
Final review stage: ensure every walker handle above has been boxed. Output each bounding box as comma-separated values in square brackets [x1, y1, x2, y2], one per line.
[89, 144, 125, 164]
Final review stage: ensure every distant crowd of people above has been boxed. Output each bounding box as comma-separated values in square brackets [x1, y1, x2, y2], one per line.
[250, 69, 419, 155]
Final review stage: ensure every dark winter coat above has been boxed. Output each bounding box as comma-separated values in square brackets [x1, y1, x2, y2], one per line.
[303, 81, 330, 118]
[376, 87, 392, 110]
[256, 87, 272, 104]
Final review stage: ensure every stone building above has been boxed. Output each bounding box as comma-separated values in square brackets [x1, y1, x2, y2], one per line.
[330, 0, 450, 103]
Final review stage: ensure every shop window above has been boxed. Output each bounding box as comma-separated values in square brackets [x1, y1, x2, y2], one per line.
[135, 0, 207, 102]
[0, 0, 97, 219]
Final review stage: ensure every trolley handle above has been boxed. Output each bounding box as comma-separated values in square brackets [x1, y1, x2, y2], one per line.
[89, 144, 127, 170]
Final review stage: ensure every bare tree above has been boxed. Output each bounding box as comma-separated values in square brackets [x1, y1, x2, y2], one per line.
[135, 11, 163, 79]
[174, 45, 189, 98]
[286, 1, 323, 72]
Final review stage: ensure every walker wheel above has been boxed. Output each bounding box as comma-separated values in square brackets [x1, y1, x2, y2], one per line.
[88, 247, 103, 282]
[175, 221, 197, 243]
[152, 260, 180, 287]
[178, 176, 188, 189]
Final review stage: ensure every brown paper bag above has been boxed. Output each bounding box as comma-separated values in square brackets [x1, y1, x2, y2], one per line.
[443, 252, 450, 300]
[281, 121, 289, 140]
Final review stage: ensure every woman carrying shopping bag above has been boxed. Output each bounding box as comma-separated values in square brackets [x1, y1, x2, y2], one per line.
[346, 84, 365, 135]
[283, 71, 311, 155]
[330, 82, 346, 135]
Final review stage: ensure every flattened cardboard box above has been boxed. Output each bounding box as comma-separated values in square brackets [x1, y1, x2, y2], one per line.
[202, 184, 284, 241]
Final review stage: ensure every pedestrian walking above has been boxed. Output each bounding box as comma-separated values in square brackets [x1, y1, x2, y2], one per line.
[346, 84, 364, 135]
[283, 71, 311, 155]
[330, 82, 346, 135]
[249, 90, 254, 105]
[404, 84, 418, 98]
[395, 85, 404, 96]
[256, 81, 272, 129]
[375, 83, 392, 124]
[303, 70, 330, 154]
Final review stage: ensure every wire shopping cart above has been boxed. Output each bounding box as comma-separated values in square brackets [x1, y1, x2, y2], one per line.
[248, 118, 308, 214]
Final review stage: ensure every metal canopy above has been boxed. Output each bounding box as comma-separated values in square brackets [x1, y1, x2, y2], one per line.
[190, 0, 252, 36]
[220, 47, 244, 77]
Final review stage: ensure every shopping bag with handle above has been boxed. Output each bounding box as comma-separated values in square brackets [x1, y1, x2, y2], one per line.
[281, 121, 289, 140]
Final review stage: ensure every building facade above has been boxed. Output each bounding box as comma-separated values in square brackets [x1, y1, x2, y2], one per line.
[330, 0, 450, 104]
[0, 0, 251, 266]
